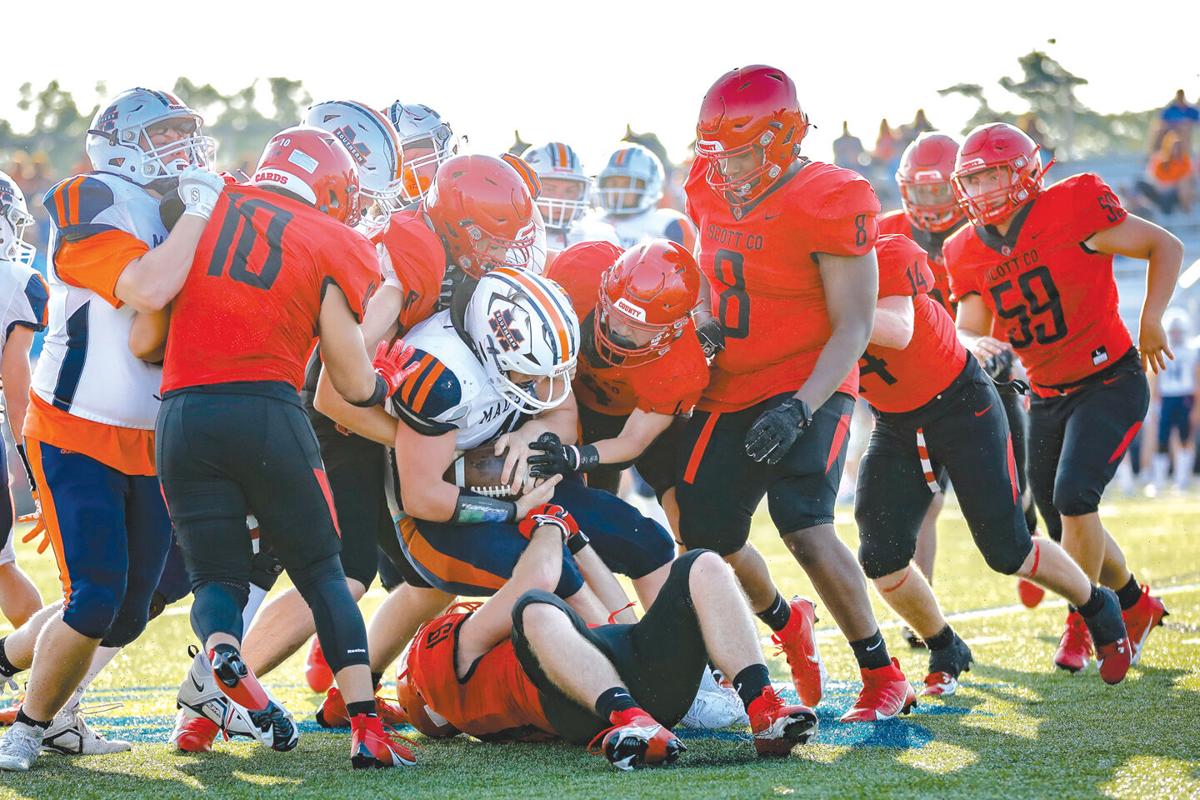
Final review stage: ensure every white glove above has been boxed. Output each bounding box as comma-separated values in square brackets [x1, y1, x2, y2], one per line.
[177, 166, 225, 221]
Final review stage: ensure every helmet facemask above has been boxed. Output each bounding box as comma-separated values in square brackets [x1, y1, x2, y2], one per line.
[952, 148, 1046, 227]
[594, 277, 681, 368]
[899, 176, 960, 232]
[537, 176, 589, 230]
[399, 126, 457, 205]
[696, 125, 796, 206]
[0, 195, 35, 266]
[91, 111, 215, 190]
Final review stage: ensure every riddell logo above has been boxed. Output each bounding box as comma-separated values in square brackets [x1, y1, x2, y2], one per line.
[614, 297, 646, 321]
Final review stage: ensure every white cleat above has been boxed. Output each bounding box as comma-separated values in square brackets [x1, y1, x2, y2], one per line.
[679, 681, 749, 729]
[42, 705, 130, 755]
[0, 721, 42, 770]
[175, 646, 297, 750]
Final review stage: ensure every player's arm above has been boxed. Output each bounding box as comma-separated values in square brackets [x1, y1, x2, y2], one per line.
[358, 284, 404, 350]
[129, 308, 170, 362]
[318, 285, 419, 407]
[869, 294, 914, 349]
[494, 391, 579, 494]
[575, 543, 638, 624]
[1, 326, 35, 444]
[313, 365, 398, 446]
[1084, 214, 1184, 374]
[796, 250, 879, 409]
[527, 408, 673, 479]
[955, 293, 1009, 364]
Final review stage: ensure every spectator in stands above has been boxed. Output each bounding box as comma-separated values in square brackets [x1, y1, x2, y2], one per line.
[833, 121, 866, 172]
[1134, 130, 1194, 217]
[872, 118, 899, 165]
[1156, 89, 1198, 153]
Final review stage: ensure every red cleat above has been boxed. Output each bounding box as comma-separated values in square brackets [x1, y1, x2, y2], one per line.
[1095, 637, 1132, 685]
[170, 710, 220, 753]
[1017, 578, 1046, 609]
[1054, 611, 1093, 673]
[840, 658, 916, 722]
[318, 686, 408, 729]
[748, 686, 817, 756]
[1121, 585, 1168, 665]
[349, 714, 417, 769]
[770, 597, 826, 708]
[0, 697, 22, 726]
[304, 638, 334, 694]
[589, 707, 685, 770]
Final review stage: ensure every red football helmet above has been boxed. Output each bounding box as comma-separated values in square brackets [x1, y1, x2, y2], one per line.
[595, 239, 701, 367]
[423, 154, 539, 279]
[951, 123, 1050, 227]
[395, 672, 458, 739]
[251, 126, 361, 226]
[695, 65, 809, 206]
[897, 133, 962, 233]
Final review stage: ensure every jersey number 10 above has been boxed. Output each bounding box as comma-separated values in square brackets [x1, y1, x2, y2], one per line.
[206, 194, 294, 291]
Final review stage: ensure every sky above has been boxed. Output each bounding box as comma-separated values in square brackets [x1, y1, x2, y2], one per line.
[4, 0, 1198, 171]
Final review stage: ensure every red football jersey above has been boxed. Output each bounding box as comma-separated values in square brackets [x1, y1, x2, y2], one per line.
[162, 185, 380, 393]
[545, 241, 710, 417]
[859, 234, 968, 413]
[944, 174, 1131, 395]
[405, 611, 555, 742]
[374, 209, 447, 334]
[685, 158, 880, 412]
[877, 209, 958, 316]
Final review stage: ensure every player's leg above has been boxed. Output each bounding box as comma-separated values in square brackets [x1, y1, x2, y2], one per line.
[1152, 395, 1175, 492]
[912, 492, 942, 584]
[0, 435, 40, 628]
[1001, 388, 1046, 608]
[1174, 396, 1194, 490]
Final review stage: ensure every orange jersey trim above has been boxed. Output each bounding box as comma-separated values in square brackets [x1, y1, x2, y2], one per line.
[55, 229, 148, 308]
[400, 517, 508, 592]
[24, 393, 156, 476]
[24, 440, 73, 605]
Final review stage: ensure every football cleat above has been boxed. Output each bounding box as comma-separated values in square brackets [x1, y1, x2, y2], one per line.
[1017, 578, 1046, 609]
[679, 679, 748, 730]
[317, 686, 408, 728]
[748, 686, 817, 756]
[1080, 587, 1131, 684]
[0, 694, 24, 726]
[349, 714, 417, 769]
[210, 645, 270, 712]
[175, 647, 263, 743]
[1054, 611, 1093, 673]
[0, 721, 42, 771]
[247, 702, 299, 752]
[41, 705, 131, 755]
[900, 626, 926, 649]
[589, 708, 685, 771]
[1121, 585, 1168, 666]
[169, 709, 219, 753]
[304, 638, 334, 694]
[840, 658, 917, 722]
[770, 597, 826, 708]
[922, 634, 973, 697]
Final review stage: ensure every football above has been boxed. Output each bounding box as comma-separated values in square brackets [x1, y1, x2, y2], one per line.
[442, 445, 521, 498]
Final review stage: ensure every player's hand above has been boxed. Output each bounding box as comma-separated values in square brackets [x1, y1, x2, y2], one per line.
[744, 397, 813, 465]
[970, 336, 1010, 366]
[694, 317, 726, 359]
[517, 501, 579, 542]
[178, 166, 226, 221]
[528, 432, 582, 477]
[495, 426, 544, 494]
[19, 494, 50, 556]
[1139, 317, 1174, 375]
[514, 474, 563, 520]
[984, 348, 1015, 381]
[372, 338, 419, 397]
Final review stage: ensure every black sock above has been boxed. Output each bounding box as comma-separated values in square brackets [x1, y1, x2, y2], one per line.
[14, 708, 49, 729]
[849, 630, 891, 670]
[0, 638, 20, 678]
[346, 701, 377, 718]
[1078, 586, 1108, 618]
[1116, 575, 1142, 610]
[924, 625, 956, 652]
[732, 664, 771, 710]
[371, 672, 384, 691]
[595, 686, 637, 719]
[756, 594, 792, 632]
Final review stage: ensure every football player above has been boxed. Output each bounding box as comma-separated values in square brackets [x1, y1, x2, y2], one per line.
[387, 101, 458, 208]
[596, 142, 698, 251]
[946, 122, 1178, 674]
[0, 89, 216, 771]
[521, 142, 620, 250]
[680, 65, 914, 722]
[154, 126, 420, 769]
[856, 234, 1131, 694]
[397, 506, 816, 769]
[0, 172, 47, 628]
[1149, 309, 1198, 493]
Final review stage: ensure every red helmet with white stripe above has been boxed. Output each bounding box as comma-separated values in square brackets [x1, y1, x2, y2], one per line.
[251, 126, 361, 226]
[951, 123, 1049, 226]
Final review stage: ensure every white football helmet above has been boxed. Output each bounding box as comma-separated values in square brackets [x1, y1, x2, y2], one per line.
[464, 267, 579, 414]
[0, 171, 35, 267]
[303, 100, 404, 232]
[596, 143, 664, 215]
[85, 88, 214, 188]
[386, 101, 458, 205]
[522, 142, 590, 231]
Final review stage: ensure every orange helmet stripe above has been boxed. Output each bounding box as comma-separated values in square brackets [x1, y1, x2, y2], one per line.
[491, 267, 572, 364]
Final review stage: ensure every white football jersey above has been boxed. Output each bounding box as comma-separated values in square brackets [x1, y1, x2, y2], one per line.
[1158, 344, 1198, 398]
[601, 207, 697, 250]
[33, 172, 167, 430]
[389, 309, 524, 451]
[0, 259, 48, 353]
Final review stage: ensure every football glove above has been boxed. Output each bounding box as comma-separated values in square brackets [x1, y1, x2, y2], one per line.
[984, 348, 1014, 381]
[744, 397, 813, 465]
[517, 503, 580, 542]
[528, 432, 599, 477]
[694, 317, 726, 359]
[372, 339, 420, 398]
[177, 166, 226, 221]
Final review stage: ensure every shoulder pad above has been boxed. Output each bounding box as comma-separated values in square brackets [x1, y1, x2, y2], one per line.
[43, 175, 118, 237]
[390, 347, 465, 435]
[811, 167, 881, 221]
[21, 271, 50, 330]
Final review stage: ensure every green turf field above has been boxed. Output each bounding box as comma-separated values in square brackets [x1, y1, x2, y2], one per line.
[0, 495, 1196, 800]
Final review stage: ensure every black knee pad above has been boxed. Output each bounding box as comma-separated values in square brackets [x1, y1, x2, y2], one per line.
[510, 589, 570, 636]
[857, 535, 914, 580]
[1053, 476, 1102, 518]
[979, 532, 1033, 576]
[101, 610, 150, 648]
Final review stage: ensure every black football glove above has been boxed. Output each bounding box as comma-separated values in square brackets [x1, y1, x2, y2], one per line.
[744, 398, 813, 465]
[694, 317, 726, 359]
[984, 348, 1014, 381]
[528, 432, 599, 477]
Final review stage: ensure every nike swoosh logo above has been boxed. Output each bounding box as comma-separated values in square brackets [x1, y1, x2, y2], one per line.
[866, 640, 883, 651]
[975, 404, 993, 417]
[190, 674, 204, 693]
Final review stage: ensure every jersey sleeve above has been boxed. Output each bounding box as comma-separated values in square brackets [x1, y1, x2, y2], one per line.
[943, 228, 982, 302]
[1068, 173, 1128, 242]
[390, 349, 465, 436]
[7, 272, 50, 336]
[875, 234, 933, 299]
[808, 175, 882, 257]
[635, 335, 710, 415]
[544, 241, 622, 321]
[321, 230, 381, 323]
[43, 175, 121, 242]
[378, 215, 448, 333]
[54, 230, 148, 308]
